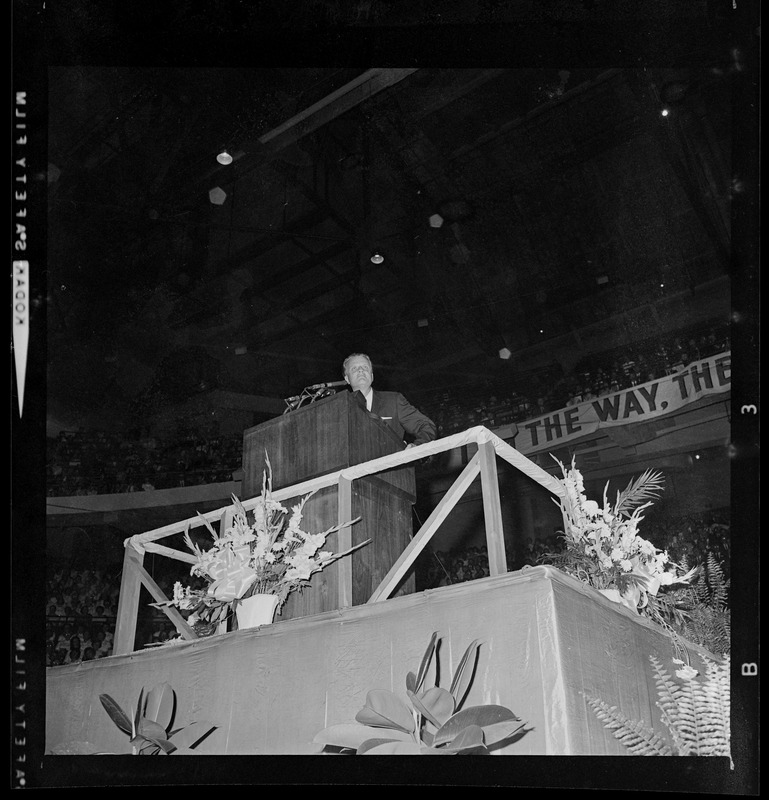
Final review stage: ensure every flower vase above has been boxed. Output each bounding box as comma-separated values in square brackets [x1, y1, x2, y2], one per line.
[236, 593, 279, 630]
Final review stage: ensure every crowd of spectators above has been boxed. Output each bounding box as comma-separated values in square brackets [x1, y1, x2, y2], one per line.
[46, 321, 729, 498]
[44, 563, 201, 666]
[418, 507, 730, 593]
[45, 566, 121, 666]
[47, 423, 243, 497]
[641, 508, 731, 579]
[420, 320, 730, 436]
[420, 533, 564, 590]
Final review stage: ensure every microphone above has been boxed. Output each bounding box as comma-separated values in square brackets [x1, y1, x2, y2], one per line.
[309, 380, 348, 390]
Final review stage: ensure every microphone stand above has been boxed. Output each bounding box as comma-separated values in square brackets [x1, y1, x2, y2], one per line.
[282, 385, 344, 414]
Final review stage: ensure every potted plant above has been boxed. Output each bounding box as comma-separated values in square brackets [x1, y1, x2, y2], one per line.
[153, 454, 369, 634]
[47, 682, 217, 755]
[313, 632, 529, 754]
[539, 457, 696, 625]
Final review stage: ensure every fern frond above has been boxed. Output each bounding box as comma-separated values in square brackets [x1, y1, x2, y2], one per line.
[614, 469, 665, 517]
[696, 654, 731, 757]
[649, 655, 689, 754]
[705, 553, 730, 610]
[585, 654, 731, 760]
[583, 694, 672, 755]
[670, 678, 701, 756]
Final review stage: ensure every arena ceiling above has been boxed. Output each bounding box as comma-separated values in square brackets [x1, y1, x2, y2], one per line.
[45, 64, 733, 432]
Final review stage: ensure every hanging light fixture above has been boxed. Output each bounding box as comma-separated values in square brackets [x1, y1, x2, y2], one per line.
[217, 149, 233, 165]
[370, 250, 384, 264]
[209, 186, 227, 205]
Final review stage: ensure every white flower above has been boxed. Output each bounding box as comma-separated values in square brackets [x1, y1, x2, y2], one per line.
[675, 664, 699, 681]
[658, 569, 677, 586]
[638, 538, 656, 556]
[610, 547, 624, 562]
[594, 521, 612, 541]
[284, 552, 318, 582]
[302, 532, 327, 551]
[620, 528, 636, 552]
[582, 499, 600, 517]
[620, 559, 633, 572]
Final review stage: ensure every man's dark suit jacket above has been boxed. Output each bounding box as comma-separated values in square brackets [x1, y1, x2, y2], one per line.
[353, 389, 437, 447]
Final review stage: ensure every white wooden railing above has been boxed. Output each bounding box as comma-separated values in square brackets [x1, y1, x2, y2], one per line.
[114, 426, 566, 655]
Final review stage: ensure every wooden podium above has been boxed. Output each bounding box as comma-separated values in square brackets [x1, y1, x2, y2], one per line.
[241, 390, 417, 621]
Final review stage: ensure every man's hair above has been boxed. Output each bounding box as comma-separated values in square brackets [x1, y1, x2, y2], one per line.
[342, 353, 372, 376]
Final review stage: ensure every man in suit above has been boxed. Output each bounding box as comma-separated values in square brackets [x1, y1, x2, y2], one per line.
[343, 353, 437, 448]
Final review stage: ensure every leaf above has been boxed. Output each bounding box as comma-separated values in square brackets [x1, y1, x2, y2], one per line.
[99, 694, 132, 736]
[133, 688, 145, 738]
[357, 737, 417, 754]
[167, 720, 216, 751]
[415, 632, 439, 694]
[614, 469, 665, 517]
[408, 687, 454, 729]
[441, 724, 488, 753]
[405, 671, 417, 695]
[313, 722, 412, 750]
[137, 718, 169, 742]
[407, 689, 441, 728]
[477, 718, 527, 747]
[449, 639, 480, 710]
[442, 723, 484, 749]
[196, 511, 220, 541]
[143, 683, 175, 731]
[433, 705, 519, 747]
[359, 740, 424, 755]
[133, 733, 175, 755]
[355, 690, 415, 733]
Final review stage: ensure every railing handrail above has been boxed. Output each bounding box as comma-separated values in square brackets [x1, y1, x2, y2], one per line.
[114, 426, 565, 654]
[125, 425, 565, 555]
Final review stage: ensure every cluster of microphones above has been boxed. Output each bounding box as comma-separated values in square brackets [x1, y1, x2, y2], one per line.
[283, 380, 348, 413]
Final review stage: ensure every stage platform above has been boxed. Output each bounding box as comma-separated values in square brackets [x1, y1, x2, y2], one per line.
[46, 565, 715, 756]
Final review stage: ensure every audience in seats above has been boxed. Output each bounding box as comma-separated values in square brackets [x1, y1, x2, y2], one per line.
[418, 509, 729, 594]
[46, 321, 729, 497]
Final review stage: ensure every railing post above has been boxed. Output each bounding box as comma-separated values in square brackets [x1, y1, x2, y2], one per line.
[368, 452, 482, 603]
[113, 544, 144, 655]
[478, 439, 507, 576]
[337, 475, 353, 609]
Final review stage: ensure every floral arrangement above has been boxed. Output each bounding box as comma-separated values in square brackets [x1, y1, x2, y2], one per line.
[541, 457, 695, 617]
[153, 455, 368, 633]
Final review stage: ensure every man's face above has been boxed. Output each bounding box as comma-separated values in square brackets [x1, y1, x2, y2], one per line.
[344, 356, 374, 393]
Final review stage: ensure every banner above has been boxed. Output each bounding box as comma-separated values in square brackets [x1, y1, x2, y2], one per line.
[515, 351, 730, 455]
